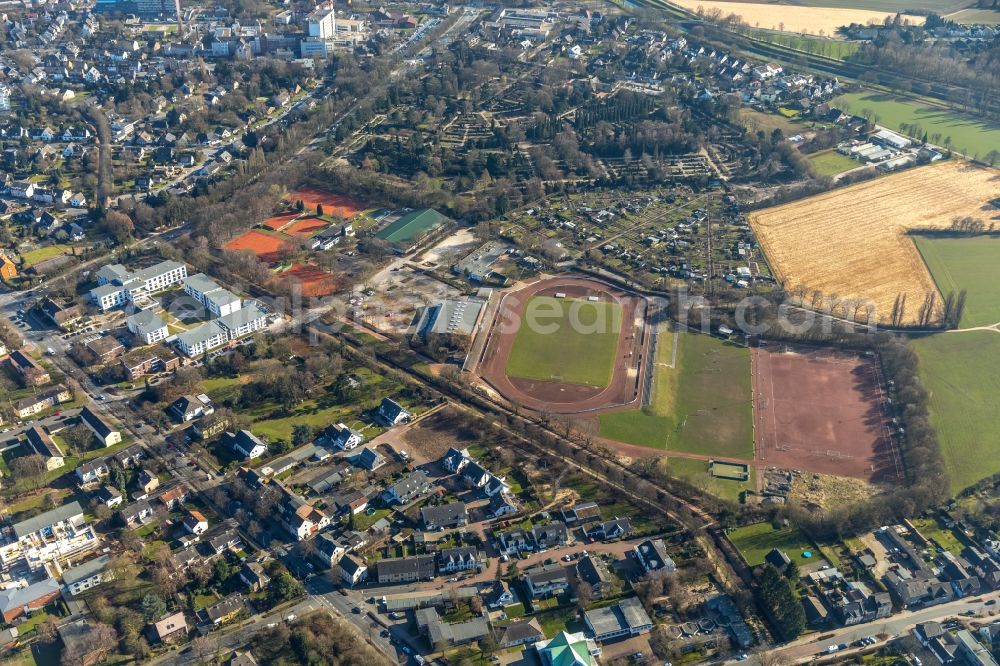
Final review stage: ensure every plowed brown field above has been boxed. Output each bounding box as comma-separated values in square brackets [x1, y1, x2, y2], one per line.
[750, 161, 1000, 325]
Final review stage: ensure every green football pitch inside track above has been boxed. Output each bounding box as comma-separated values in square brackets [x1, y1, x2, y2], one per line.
[505, 296, 622, 387]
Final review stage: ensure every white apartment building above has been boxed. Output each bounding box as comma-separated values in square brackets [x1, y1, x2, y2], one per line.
[183, 273, 242, 317]
[127, 310, 169, 344]
[90, 260, 188, 311]
[174, 300, 269, 357]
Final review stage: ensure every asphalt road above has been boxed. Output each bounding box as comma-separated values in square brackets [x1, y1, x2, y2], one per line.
[734, 590, 1000, 664]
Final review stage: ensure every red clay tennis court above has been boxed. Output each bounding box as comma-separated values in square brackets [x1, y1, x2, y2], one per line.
[287, 187, 365, 219]
[285, 217, 329, 237]
[224, 230, 294, 263]
[261, 212, 299, 231]
[280, 263, 337, 297]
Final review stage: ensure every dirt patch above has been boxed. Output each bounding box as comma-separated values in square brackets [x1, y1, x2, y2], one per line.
[402, 408, 483, 461]
[475, 275, 650, 414]
[788, 473, 879, 511]
[753, 345, 901, 483]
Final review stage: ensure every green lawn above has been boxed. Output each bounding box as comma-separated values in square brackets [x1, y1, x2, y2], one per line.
[912, 331, 1000, 494]
[727, 522, 818, 567]
[834, 92, 1000, 158]
[506, 297, 622, 387]
[668, 457, 755, 502]
[20, 245, 69, 267]
[911, 516, 964, 555]
[747, 30, 859, 60]
[914, 235, 1000, 328]
[599, 331, 753, 459]
[808, 149, 859, 177]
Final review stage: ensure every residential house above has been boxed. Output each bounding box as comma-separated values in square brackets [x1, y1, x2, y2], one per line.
[340, 553, 367, 586]
[83, 337, 124, 364]
[438, 547, 479, 575]
[498, 618, 545, 649]
[223, 430, 267, 459]
[0, 577, 61, 623]
[95, 486, 123, 508]
[25, 426, 65, 470]
[524, 563, 570, 599]
[376, 555, 436, 584]
[485, 580, 517, 609]
[441, 447, 470, 474]
[200, 594, 246, 626]
[16, 385, 71, 419]
[119, 500, 154, 528]
[355, 447, 385, 471]
[40, 297, 81, 329]
[205, 529, 241, 555]
[532, 522, 570, 551]
[577, 555, 616, 600]
[586, 518, 632, 542]
[62, 555, 112, 596]
[157, 485, 188, 510]
[9, 350, 51, 386]
[535, 631, 600, 666]
[488, 492, 518, 519]
[333, 490, 369, 515]
[148, 611, 187, 644]
[499, 529, 533, 555]
[634, 539, 676, 573]
[421, 502, 468, 531]
[415, 607, 489, 650]
[324, 422, 364, 450]
[170, 394, 214, 422]
[135, 469, 160, 496]
[315, 532, 347, 567]
[183, 510, 208, 535]
[80, 405, 122, 447]
[239, 562, 270, 592]
[374, 398, 411, 426]
[285, 503, 329, 541]
[382, 471, 431, 505]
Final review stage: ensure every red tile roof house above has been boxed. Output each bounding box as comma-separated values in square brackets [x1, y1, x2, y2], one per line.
[0, 578, 61, 623]
[183, 510, 208, 535]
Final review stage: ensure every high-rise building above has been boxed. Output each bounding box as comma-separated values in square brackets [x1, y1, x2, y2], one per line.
[307, 3, 336, 40]
[0, 86, 10, 113]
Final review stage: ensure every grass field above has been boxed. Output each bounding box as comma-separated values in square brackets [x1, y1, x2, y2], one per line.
[669, 457, 755, 501]
[912, 331, 1000, 494]
[914, 236, 1000, 328]
[746, 30, 859, 59]
[668, 0, 924, 35]
[599, 331, 753, 459]
[833, 92, 1000, 159]
[750, 161, 999, 325]
[911, 516, 964, 555]
[506, 297, 622, 387]
[20, 245, 69, 267]
[808, 149, 859, 177]
[375, 209, 448, 247]
[727, 522, 819, 567]
[945, 8, 1000, 25]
